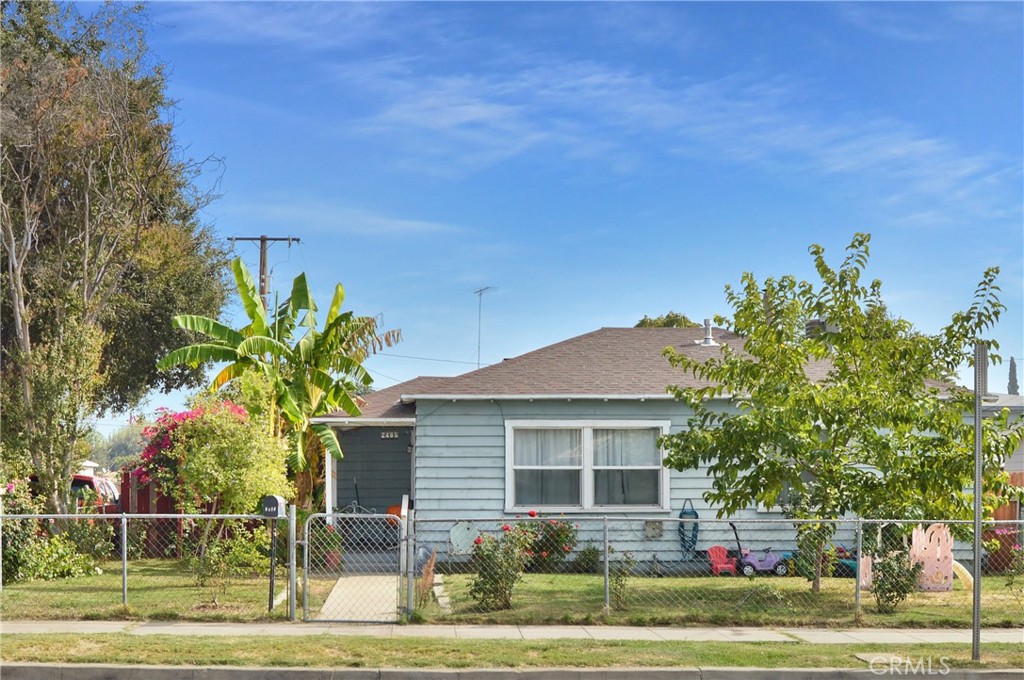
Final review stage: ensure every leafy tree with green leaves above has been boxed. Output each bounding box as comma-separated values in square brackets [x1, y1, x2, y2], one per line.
[635, 312, 699, 328]
[661, 233, 1023, 592]
[157, 258, 400, 511]
[0, 1, 226, 512]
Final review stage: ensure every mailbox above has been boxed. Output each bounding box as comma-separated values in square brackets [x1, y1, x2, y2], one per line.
[261, 495, 287, 519]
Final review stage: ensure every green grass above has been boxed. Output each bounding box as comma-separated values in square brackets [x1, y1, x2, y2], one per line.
[1, 634, 1022, 669]
[425, 572, 1024, 628]
[0, 559, 333, 622]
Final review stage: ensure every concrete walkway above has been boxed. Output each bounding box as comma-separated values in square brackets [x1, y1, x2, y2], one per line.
[318, 574, 401, 623]
[1, 620, 1021, 644]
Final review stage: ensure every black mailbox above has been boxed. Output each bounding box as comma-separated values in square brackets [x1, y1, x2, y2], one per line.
[261, 495, 286, 519]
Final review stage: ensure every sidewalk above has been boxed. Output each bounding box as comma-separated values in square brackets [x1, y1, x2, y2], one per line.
[2, 620, 1022, 644]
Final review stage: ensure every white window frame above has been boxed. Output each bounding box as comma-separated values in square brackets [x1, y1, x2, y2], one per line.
[504, 419, 671, 513]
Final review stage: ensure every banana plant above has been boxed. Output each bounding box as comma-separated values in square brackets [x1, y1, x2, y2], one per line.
[158, 257, 400, 509]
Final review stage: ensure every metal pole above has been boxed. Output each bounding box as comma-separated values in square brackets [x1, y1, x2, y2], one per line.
[972, 341, 986, 661]
[302, 512, 309, 621]
[1, 497, 5, 593]
[121, 514, 129, 606]
[405, 517, 415, 618]
[854, 519, 863, 620]
[474, 286, 493, 369]
[289, 505, 297, 622]
[603, 516, 610, 614]
[268, 519, 277, 613]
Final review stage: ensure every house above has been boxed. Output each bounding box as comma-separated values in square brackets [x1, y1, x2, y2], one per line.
[314, 323, 792, 562]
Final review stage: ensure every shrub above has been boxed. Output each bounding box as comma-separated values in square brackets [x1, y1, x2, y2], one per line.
[524, 516, 578, 572]
[468, 522, 536, 610]
[18, 533, 99, 581]
[1003, 540, 1024, 611]
[189, 524, 270, 591]
[0, 479, 42, 584]
[609, 551, 635, 611]
[873, 549, 923, 614]
[571, 544, 602, 574]
[65, 497, 115, 560]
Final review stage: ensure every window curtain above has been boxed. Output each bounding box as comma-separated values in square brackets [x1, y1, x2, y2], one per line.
[593, 429, 659, 505]
[514, 429, 581, 505]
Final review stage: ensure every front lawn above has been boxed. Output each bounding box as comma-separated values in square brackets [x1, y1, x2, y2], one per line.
[0, 559, 333, 622]
[424, 573, 1023, 628]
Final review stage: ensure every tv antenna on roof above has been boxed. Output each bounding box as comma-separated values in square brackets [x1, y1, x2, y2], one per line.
[474, 286, 495, 369]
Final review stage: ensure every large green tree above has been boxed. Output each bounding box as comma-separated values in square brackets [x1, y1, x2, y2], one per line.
[635, 311, 699, 328]
[661, 234, 1023, 591]
[158, 258, 400, 511]
[0, 1, 227, 511]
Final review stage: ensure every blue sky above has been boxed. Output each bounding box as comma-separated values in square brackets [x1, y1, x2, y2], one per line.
[100, 1, 1022, 431]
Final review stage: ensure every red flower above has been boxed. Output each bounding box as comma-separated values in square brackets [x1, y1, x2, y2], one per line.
[326, 525, 336, 533]
[528, 510, 538, 518]
[549, 519, 558, 525]
[541, 551, 548, 558]
[563, 545, 571, 552]
[502, 524, 511, 532]
[474, 536, 484, 545]
[525, 550, 534, 556]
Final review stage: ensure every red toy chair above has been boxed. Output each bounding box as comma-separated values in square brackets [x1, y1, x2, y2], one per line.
[708, 545, 737, 576]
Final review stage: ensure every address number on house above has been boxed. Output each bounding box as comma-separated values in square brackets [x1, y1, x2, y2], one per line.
[380, 431, 400, 439]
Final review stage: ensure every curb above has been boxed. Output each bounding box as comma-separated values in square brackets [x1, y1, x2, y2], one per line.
[2, 664, 1023, 680]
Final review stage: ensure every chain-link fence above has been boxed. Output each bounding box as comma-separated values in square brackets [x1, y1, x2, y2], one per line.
[408, 516, 1024, 628]
[3, 511, 1022, 627]
[1, 513, 292, 621]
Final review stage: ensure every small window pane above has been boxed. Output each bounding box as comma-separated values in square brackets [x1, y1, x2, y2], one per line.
[593, 429, 660, 466]
[515, 470, 581, 506]
[594, 470, 659, 506]
[514, 429, 582, 466]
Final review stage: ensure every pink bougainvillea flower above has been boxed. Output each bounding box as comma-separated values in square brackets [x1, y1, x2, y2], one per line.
[474, 536, 483, 545]
[528, 510, 538, 518]
[563, 545, 571, 552]
[502, 524, 511, 532]
[549, 519, 558, 525]
[541, 551, 548, 558]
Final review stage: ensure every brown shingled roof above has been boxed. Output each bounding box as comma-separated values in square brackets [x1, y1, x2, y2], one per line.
[405, 326, 739, 397]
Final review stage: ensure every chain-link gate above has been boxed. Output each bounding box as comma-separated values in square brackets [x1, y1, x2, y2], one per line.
[303, 512, 406, 622]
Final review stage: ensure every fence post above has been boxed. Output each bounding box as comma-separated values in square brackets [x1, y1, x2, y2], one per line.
[603, 516, 610, 615]
[854, 518, 862, 621]
[302, 512, 310, 621]
[288, 504, 297, 622]
[405, 516, 415, 619]
[121, 513, 128, 607]
[0, 497, 4, 593]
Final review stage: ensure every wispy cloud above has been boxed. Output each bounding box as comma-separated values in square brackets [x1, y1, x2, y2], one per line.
[224, 199, 464, 237]
[152, 1, 400, 50]
[834, 5, 946, 43]
[326, 53, 1019, 225]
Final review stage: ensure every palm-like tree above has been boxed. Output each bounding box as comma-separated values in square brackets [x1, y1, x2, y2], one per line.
[158, 258, 399, 510]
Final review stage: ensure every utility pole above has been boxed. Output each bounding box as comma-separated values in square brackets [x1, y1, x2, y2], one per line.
[230, 235, 300, 308]
[474, 286, 495, 369]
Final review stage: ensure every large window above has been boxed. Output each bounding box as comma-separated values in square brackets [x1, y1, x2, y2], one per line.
[505, 420, 670, 512]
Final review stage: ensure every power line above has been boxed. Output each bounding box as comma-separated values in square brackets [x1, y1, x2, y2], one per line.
[378, 352, 480, 366]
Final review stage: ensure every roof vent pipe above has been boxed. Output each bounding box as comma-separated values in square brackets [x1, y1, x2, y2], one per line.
[698, 318, 719, 347]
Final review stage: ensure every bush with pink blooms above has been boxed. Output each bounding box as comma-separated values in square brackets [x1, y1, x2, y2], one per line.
[468, 521, 537, 610]
[133, 393, 290, 515]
